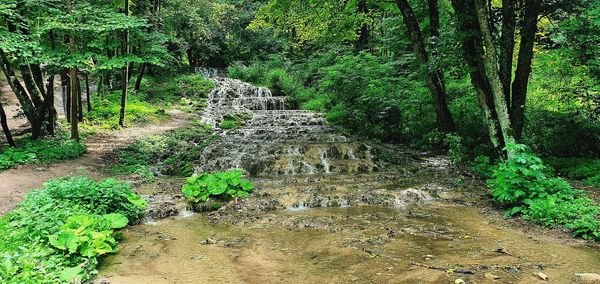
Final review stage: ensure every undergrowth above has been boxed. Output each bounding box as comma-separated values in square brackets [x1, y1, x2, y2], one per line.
[488, 144, 600, 241]
[0, 176, 147, 283]
[111, 123, 216, 179]
[0, 135, 86, 172]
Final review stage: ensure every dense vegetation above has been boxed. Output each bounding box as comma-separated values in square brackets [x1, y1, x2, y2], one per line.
[0, 177, 146, 283]
[0, 136, 86, 171]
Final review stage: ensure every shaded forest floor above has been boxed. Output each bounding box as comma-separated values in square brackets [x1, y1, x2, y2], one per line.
[0, 109, 190, 215]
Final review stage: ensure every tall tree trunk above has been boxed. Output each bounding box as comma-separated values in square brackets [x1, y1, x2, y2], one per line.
[499, 0, 515, 108]
[77, 77, 83, 122]
[119, 0, 130, 127]
[395, 0, 456, 133]
[0, 102, 15, 147]
[45, 74, 56, 136]
[62, 73, 70, 122]
[67, 0, 79, 141]
[452, 0, 504, 150]
[511, 0, 539, 140]
[134, 63, 146, 91]
[85, 72, 91, 111]
[0, 49, 41, 137]
[474, 0, 516, 155]
[428, 0, 440, 37]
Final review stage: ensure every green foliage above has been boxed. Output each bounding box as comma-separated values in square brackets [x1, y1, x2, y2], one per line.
[546, 157, 600, 188]
[182, 170, 254, 203]
[140, 74, 215, 105]
[218, 112, 251, 130]
[0, 176, 146, 283]
[488, 144, 600, 241]
[0, 137, 86, 172]
[84, 91, 169, 130]
[111, 126, 215, 178]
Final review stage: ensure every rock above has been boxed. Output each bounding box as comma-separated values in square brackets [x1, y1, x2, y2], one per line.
[191, 255, 204, 261]
[534, 272, 549, 281]
[204, 238, 217, 245]
[423, 254, 435, 260]
[454, 279, 465, 284]
[575, 273, 600, 284]
[485, 273, 500, 280]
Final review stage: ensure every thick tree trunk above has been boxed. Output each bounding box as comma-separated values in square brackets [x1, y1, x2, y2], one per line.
[119, 0, 130, 127]
[451, 0, 504, 150]
[511, 0, 539, 140]
[134, 63, 146, 92]
[499, 0, 515, 108]
[0, 102, 15, 147]
[428, 0, 440, 37]
[474, 0, 516, 155]
[396, 0, 456, 133]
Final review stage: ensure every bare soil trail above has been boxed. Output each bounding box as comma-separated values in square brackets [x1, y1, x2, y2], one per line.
[0, 109, 190, 215]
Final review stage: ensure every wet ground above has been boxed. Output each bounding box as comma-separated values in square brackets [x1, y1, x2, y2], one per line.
[98, 202, 600, 284]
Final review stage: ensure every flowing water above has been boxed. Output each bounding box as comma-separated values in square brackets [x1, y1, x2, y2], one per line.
[98, 76, 600, 283]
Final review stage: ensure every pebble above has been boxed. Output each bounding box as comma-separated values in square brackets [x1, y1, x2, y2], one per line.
[534, 272, 548, 281]
[575, 273, 600, 284]
[485, 272, 500, 280]
[454, 279, 465, 284]
[204, 238, 217, 245]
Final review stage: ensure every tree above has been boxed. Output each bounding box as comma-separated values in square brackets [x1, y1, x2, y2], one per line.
[452, 0, 541, 154]
[0, 99, 15, 147]
[395, 0, 456, 133]
[119, 0, 130, 128]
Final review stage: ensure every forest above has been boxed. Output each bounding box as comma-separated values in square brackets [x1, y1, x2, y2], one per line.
[0, 0, 599, 283]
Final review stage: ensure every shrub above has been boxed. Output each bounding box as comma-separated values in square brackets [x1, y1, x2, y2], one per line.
[0, 176, 146, 283]
[182, 170, 254, 203]
[0, 137, 86, 172]
[487, 144, 600, 240]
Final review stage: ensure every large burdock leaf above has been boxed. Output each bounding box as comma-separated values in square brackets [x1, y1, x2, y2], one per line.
[103, 213, 129, 229]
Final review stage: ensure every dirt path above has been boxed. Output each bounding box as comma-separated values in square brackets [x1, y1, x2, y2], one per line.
[0, 109, 190, 215]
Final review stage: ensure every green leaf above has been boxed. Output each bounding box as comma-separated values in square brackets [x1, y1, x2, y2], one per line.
[103, 213, 129, 229]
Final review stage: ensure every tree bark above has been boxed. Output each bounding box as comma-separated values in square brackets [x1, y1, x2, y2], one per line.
[77, 77, 83, 122]
[428, 0, 440, 38]
[119, 0, 130, 127]
[85, 72, 91, 111]
[499, 0, 515, 108]
[451, 0, 504, 150]
[134, 63, 146, 91]
[511, 0, 539, 140]
[0, 102, 15, 147]
[396, 0, 456, 133]
[474, 0, 516, 155]
[67, 0, 79, 140]
[45, 74, 56, 136]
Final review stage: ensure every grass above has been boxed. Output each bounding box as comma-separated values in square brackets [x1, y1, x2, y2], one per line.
[110, 123, 216, 179]
[0, 176, 146, 283]
[0, 135, 86, 172]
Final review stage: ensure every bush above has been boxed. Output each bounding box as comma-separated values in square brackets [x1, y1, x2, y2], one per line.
[0, 176, 146, 283]
[182, 170, 254, 203]
[488, 144, 600, 240]
[0, 137, 86, 172]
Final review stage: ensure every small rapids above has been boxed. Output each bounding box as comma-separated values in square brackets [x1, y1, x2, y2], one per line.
[97, 75, 600, 283]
